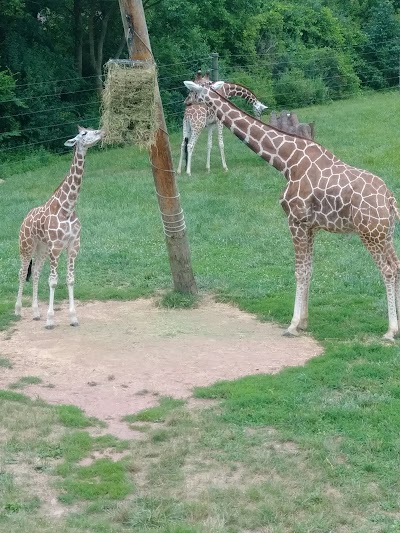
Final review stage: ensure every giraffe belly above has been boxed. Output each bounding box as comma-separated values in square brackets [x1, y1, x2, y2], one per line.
[310, 209, 355, 233]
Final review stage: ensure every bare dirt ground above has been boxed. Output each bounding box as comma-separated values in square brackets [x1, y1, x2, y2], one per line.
[0, 297, 323, 438]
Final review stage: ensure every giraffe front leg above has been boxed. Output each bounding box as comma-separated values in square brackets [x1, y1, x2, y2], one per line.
[216, 121, 228, 172]
[31, 246, 47, 320]
[284, 226, 314, 337]
[206, 125, 214, 172]
[46, 249, 61, 329]
[186, 131, 200, 176]
[177, 119, 190, 175]
[67, 241, 80, 327]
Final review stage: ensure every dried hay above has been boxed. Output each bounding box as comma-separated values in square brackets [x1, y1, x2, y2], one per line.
[101, 59, 157, 148]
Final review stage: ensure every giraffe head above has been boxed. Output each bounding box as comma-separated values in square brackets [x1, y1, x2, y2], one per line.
[194, 69, 212, 86]
[253, 100, 268, 118]
[64, 126, 105, 152]
[184, 70, 213, 106]
[184, 80, 224, 106]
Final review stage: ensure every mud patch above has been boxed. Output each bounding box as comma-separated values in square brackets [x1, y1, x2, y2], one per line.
[0, 297, 322, 438]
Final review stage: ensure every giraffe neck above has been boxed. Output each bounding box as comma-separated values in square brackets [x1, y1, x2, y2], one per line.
[53, 146, 86, 214]
[219, 83, 258, 106]
[204, 89, 313, 177]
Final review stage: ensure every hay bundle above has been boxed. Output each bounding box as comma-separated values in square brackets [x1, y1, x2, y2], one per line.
[101, 59, 157, 148]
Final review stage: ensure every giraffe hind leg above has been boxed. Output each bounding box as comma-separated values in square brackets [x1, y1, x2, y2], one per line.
[361, 235, 399, 341]
[15, 255, 32, 316]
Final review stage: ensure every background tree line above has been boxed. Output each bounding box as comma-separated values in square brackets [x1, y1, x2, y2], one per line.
[1, 0, 400, 159]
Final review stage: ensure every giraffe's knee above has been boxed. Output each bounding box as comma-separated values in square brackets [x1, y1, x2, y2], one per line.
[48, 275, 58, 288]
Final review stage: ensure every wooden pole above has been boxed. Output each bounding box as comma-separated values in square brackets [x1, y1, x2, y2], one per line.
[211, 52, 219, 82]
[118, 0, 197, 294]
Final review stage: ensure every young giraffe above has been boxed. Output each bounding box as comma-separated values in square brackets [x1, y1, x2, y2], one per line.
[15, 126, 105, 329]
[177, 71, 268, 176]
[184, 80, 400, 341]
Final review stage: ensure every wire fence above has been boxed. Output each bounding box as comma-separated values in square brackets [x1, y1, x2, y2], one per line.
[1, 46, 399, 176]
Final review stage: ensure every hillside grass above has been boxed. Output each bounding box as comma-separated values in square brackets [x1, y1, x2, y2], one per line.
[1, 90, 400, 531]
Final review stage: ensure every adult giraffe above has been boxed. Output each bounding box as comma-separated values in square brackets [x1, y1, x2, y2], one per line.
[177, 71, 267, 176]
[15, 126, 105, 329]
[184, 80, 400, 341]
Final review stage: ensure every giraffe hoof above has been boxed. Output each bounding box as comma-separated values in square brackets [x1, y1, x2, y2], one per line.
[32, 316, 41, 321]
[382, 333, 395, 342]
[283, 328, 300, 338]
[45, 324, 54, 330]
[70, 322, 79, 327]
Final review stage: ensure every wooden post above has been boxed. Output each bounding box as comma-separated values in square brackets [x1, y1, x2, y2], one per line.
[118, 0, 197, 294]
[211, 52, 219, 82]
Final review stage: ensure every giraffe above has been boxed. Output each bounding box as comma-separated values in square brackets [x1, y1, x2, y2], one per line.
[15, 126, 105, 329]
[177, 70, 268, 176]
[269, 110, 315, 140]
[184, 80, 400, 341]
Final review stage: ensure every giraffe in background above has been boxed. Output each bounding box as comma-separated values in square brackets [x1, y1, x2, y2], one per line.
[184, 80, 400, 341]
[15, 126, 105, 329]
[177, 70, 268, 176]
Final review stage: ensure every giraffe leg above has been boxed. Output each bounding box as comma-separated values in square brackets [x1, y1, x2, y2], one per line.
[15, 255, 32, 316]
[206, 124, 214, 172]
[387, 246, 400, 330]
[186, 130, 201, 176]
[216, 120, 228, 172]
[46, 247, 61, 329]
[361, 235, 399, 341]
[31, 243, 47, 320]
[177, 119, 190, 175]
[284, 226, 314, 337]
[67, 237, 80, 327]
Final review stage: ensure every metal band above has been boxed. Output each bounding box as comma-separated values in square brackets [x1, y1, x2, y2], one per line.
[159, 209, 186, 237]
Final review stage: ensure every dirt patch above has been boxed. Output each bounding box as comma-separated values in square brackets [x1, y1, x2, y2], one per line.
[0, 297, 322, 438]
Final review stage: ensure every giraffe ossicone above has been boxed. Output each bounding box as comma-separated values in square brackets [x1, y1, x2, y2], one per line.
[15, 126, 105, 329]
[177, 75, 267, 176]
[184, 80, 400, 341]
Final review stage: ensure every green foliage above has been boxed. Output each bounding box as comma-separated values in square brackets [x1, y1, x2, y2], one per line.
[359, 0, 400, 89]
[0, 0, 400, 151]
[274, 68, 328, 107]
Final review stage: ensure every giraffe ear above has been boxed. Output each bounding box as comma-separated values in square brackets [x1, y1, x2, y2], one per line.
[184, 81, 202, 93]
[211, 81, 224, 90]
[64, 137, 77, 147]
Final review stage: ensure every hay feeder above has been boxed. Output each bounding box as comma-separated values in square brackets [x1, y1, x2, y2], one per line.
[101, 59, 157, 148]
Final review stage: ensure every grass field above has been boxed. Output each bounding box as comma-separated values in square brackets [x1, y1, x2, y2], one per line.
[1, 90, 400, 531]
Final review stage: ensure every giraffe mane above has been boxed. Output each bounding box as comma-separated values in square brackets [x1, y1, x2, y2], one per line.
[209, 87, 321, 145]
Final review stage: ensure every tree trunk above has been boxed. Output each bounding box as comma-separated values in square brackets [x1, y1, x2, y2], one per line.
[74, 0, 83, 76]
[88, 0, 116, 92]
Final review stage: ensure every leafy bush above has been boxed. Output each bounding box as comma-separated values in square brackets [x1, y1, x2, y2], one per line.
[274, 68, 328, 107]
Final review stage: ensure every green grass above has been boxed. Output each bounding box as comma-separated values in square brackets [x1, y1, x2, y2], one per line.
[0, 357, 13, 369]
[160, 290, 199, 309]
[8, 376, 43, 389]
[2, 90, 400, 531]
[123, 396, 186, 423]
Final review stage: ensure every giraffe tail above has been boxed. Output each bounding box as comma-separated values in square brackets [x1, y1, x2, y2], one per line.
[26, 260, 32, 282]
[184, 137, 189, 170]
